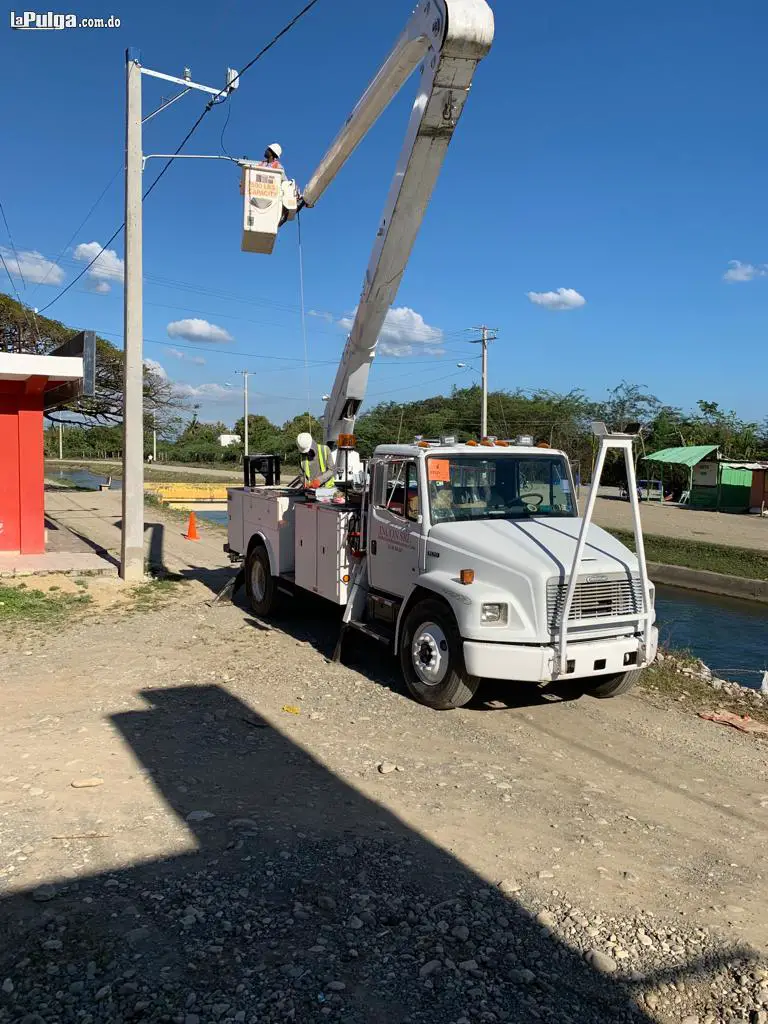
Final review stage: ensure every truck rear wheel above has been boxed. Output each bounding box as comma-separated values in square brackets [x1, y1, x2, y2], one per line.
[245, 544, 279, 617]
[400, 599, 480, 710]
[584, 669, 641, 699]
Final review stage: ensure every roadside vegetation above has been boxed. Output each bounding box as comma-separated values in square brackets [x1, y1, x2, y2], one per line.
[0, 582, 92, 625]
[639, 653, 768, 727]
[608, 529, 768, 580]
[0, 573, 188, 633]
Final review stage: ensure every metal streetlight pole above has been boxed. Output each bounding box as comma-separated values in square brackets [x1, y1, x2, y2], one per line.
[58, 421, 63, 460]
[239, 371, 251, 458]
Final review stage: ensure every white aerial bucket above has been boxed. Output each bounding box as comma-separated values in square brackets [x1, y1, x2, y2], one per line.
[240, 162, 298, 255]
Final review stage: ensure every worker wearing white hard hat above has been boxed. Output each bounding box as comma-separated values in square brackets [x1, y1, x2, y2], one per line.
[261, 143, 284, 173]
[297, 433, 335, 489]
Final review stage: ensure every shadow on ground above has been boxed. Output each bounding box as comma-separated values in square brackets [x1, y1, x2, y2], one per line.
[0, 683, 754, 1023]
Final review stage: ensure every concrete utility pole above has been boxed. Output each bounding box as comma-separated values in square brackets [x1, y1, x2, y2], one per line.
[121, 48, 145, 581]
[58, 422, 63, 460]
[152, 410, 157, 462]
[119, 49, 238, 580]
[469, 326, 498, 438]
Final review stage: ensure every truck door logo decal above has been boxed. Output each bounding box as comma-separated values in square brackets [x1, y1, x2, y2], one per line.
[377, 523, 413, 551]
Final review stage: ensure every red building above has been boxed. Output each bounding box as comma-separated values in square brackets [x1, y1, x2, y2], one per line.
[0, 351, 85, 554]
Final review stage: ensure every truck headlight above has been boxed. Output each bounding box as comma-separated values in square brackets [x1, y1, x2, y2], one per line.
[481, 602, 508, 624]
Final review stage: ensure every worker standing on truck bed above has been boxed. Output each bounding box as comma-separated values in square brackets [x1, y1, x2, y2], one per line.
[297, 432, 335, 489]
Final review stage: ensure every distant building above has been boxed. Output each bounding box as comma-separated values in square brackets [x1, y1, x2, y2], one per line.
[644, 445, 768, 514]
[218, 433, 241, 448]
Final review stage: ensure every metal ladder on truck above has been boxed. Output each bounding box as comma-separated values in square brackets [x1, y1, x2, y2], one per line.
[555, 424, 655, 678]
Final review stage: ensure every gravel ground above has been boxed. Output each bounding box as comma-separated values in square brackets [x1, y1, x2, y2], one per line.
[1, 845, 766, 1024]
[1, 581, 767, 1023]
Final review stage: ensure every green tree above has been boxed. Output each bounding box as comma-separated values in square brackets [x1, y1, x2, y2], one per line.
[0, 293, 184, 425]
[232, 414, 281, 455]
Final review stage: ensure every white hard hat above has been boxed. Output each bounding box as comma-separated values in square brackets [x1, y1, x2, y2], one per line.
[267, 142, 282, 159]
[296, 432, 313, 454]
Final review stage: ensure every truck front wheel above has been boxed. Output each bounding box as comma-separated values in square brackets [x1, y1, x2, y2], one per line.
[400, 600, 480, 710]
[583, 668, 641, 699]
[245, 544, 279, 617]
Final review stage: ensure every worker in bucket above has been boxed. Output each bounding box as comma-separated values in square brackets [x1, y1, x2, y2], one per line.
[297, 432, 335, 490]
[260, 143, 284, 175]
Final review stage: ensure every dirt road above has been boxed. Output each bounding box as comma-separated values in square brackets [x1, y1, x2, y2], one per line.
[593, 493, 768, 552]
[1, 579, 767, 1023]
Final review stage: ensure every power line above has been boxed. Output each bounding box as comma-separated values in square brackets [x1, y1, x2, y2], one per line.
[30, 165, 123, 298]
[0, 240, 41, 347]
[37, 222, 124, 314]
[36, 0, 323, 316]
[219, 102, 233, 159]
[0, 198, 26, 289]
[93, 328, 338, 366]
[367, 370, 467, 398]
[27, 245, 482, 346]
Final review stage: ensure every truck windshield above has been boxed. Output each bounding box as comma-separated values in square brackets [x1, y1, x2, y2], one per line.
[427, 454, 575, 523]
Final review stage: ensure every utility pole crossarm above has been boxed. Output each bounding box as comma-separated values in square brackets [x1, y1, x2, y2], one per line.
[311, 0, 494, 445]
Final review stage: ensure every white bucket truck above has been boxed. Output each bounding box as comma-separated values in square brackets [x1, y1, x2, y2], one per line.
[226, 0, 657, 708]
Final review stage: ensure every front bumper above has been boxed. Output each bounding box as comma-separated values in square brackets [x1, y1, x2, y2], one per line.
[462, 627, 658, 682]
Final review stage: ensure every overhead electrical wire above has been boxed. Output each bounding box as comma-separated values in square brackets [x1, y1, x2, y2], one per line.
[30, 166, 123, 298]
[0, 198, 27, 290]
[93, 328, 337, 366]
[28, 247, 481, 351]
[0, 206, 41, 345]
[36, 0, 323, 316]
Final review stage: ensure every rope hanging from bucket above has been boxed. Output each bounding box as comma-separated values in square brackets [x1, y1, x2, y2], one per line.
[296, 211, 313, 436]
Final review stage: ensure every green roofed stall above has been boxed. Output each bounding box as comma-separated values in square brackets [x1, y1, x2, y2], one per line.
[643, 445, 719, 468]
[642, 445, 753, 513]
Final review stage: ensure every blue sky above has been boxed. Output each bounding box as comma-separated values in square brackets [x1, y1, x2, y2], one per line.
[1, 0, 766, 428]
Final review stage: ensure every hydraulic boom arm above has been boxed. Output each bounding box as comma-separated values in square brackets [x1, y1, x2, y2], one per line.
[299, 0, 493, 445]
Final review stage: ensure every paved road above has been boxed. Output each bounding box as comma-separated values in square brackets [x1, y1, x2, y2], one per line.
[48, 462, 767, 550]
[49, 458, 243, 479]
[45, 488, 229, 576]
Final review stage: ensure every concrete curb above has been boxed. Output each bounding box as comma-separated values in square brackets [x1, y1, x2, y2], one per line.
[649, 562, 768, 604]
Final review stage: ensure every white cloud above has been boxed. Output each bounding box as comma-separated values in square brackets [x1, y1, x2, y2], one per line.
[166, 318, 233, 344]
[168, 347, 206, 366]
[722, 260, 767, 283]
[74, 240, 124, 293]
[526, 287, 586, 311]
[143, 358, 168, 380]
[143, 358, 230, 403]
[308, 309, 334, 322]
[337, 305, 444, 357]
[0, 247, 65, 286]
[172, 381, 233, 402]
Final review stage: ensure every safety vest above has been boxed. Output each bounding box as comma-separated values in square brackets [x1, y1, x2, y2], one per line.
[301, 445, 335, 488]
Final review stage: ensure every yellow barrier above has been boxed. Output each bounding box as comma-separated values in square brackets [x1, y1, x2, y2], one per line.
[144, 483, 230, 502]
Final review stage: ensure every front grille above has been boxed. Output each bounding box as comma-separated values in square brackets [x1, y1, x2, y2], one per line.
[547, 574, 643, 631]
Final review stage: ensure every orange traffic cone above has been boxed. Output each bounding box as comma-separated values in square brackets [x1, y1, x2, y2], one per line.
[184, 511, 200, 541]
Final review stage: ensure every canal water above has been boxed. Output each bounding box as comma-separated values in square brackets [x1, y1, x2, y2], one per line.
[654, 586, 766, 689]
[47, 467, 121, 490]
[48, 469, 768, 688]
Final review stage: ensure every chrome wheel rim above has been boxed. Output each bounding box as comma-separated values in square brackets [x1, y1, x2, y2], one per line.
[411, 621, 449, 686]
[250, 558, 267, 602]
